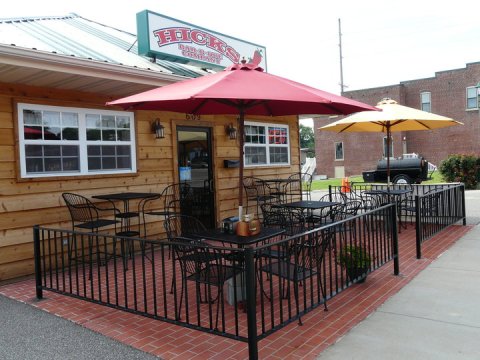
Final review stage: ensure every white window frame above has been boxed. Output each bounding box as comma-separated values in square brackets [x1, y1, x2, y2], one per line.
[466, 86, 479, 110]
[334, 141, 344, 161]
[420, 91, 431, 112]
[383, 136, 394, 159]
[244, 121, 290, 167]
[18, 103, 136, 178]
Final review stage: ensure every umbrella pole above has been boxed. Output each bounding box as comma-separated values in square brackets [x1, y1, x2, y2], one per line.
[386, 126, 391, 188]
[238, 109, 245, 219]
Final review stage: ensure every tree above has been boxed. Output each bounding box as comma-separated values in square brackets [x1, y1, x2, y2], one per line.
[299, 124, 315, 156]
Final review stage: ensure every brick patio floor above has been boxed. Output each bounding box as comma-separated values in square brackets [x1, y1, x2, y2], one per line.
[0, 224, 471, 359]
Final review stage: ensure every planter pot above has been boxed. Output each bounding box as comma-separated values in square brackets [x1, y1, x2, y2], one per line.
[346, 267, 368, 283]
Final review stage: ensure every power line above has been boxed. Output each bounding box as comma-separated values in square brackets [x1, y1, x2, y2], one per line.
[338, 18, 344, 94]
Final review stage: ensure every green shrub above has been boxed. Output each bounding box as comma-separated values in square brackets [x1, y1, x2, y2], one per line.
[336, 245, 372, 269]
[439, 154, 480, 189]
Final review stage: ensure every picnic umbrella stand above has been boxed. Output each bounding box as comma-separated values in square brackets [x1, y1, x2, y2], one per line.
[106, 60, 378, 217]
[319, 98, 463, 185]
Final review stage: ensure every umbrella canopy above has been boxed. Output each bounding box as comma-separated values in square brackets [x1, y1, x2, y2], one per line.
[107, 61, 378, 212]
[107, 62, 377, 116]
[319, 98, 463, 184]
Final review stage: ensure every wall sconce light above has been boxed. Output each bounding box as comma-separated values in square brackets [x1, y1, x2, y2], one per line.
[151, 118, 165, 139]
[226, 123, 237, 140]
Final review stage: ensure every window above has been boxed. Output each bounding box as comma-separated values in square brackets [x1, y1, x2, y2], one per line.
[335, 142, 344, 160]
[466, 86, 479, 110]
[244, 121, 290, 166]
[383, 136, 393, 159]
[18, 103, 136, 178]
[420, 92, 431, 112]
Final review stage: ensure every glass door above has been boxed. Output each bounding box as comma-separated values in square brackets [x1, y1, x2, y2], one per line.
[177, 126, 215, 228]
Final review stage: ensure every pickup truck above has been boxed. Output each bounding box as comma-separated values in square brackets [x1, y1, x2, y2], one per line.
[362, 157, 430, 184]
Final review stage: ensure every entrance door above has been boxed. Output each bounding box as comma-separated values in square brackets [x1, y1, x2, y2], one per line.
[177, 126, 215, 228]
[334, 166, 345, 179]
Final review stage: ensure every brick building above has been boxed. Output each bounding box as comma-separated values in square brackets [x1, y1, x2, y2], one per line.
[313, 61, 480, 179]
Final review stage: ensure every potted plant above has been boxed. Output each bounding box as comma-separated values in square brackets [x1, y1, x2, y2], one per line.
[337, 245, 372, 283]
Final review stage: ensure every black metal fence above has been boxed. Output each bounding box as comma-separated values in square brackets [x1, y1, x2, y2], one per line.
[328, 182, 466, 259]
[413, 184, 466, 258]
[34, 204, 399, 360]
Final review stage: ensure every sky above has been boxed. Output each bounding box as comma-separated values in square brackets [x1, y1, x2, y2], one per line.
[3, 1, 479, 126]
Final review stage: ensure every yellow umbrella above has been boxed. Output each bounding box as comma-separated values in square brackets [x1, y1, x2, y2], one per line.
[319, 98, 463, 184]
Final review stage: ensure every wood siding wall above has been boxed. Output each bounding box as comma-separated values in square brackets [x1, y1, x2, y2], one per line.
[0, 82, 301, 281]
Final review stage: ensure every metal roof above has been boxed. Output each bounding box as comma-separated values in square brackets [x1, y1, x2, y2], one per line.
[0, 14, 210, 97]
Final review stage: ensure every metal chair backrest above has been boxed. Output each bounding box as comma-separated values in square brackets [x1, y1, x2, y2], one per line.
[312, 194, 345, 225]
[62, 192, 98, 227]
[164, 214, 207, 241]
[174, 242, 234, 284]
[343, 200, 363, 217]
[261, 203, 287, 228]
[261, 203, 307, 236]
[283, 172, 313, 201]
[321, 192, 348, 204]
[283, 173, 301, 202]
[420, 188, 441, 215]
[162, 183, 191, 216]
[243, 176, 263, 197]
[294, 229, 330, 271]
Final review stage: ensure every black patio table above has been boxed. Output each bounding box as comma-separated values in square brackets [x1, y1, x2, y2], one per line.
[276, 200, 341, 228]
[192, 227, 285, 248]
[279, 200, 340, 210]
[190, 226, 285, 306]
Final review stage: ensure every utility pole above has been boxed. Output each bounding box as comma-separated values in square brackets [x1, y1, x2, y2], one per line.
[338, 18, 344, 94]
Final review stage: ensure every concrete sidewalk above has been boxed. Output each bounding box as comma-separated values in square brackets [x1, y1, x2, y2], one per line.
[318, 190, 480, 360]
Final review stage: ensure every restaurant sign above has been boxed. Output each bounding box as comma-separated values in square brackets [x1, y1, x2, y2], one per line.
[136, 10, 267, 70]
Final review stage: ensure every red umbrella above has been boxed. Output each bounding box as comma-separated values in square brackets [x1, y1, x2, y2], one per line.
[24, 126, 59, 140]
[107, 61, 377, 213]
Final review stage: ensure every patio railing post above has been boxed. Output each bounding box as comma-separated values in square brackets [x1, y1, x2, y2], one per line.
[391, 204, 400, 275]
[33, 225, 43, 299]
[415, 195, 422, 259]
[244, 247, 258, 360]
[461, 184, 466, 226]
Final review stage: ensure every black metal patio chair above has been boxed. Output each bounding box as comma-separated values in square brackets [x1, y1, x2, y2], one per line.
[260, 228, 332, 325]
[62, 192, 120, 271]
[243, 176, 279, 218]
[62, 192, 119, 233]
[142, 183, 191, 236]
[399, 188, 441, 226]
[258, 204, 301, 268]
[173, 241, 241, 328]
[164, 214, 219, 294]
[261, 203, 306, 236]
[307, 194, 345, 227]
